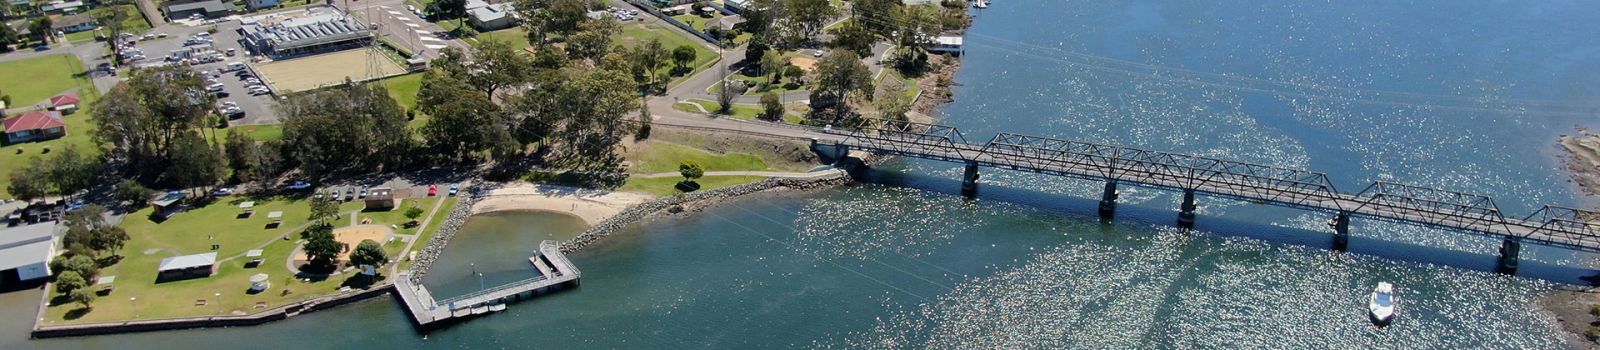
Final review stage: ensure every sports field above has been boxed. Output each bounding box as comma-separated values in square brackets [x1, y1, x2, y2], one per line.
[255, 49, 406, 92]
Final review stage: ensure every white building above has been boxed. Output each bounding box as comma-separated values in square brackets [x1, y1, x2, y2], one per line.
[466, 0, 518, 31]
[929, 34, 963, 55]
[0, 223, 57, 285]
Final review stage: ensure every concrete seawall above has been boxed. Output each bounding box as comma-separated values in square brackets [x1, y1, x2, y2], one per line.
[31, 285, 394, 338]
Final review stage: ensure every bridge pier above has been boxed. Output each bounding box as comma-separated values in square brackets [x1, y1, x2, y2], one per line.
[1177, 189, 1198, 227]
[1497, 237, 1520, 274]
[960, 162, 980, 198]
[1329, 212, 1351, 251]
[1098, 180, 1119, 218]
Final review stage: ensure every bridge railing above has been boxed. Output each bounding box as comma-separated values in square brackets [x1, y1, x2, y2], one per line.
[1348, 181, 1512, 235]
[1519, 206, 1600, 249]
[437, 274, 550, 307]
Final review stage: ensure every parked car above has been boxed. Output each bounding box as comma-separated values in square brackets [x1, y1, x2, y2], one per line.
[212, 187, 234, 196]
[358, 187, 369, 199]
[286, 181, 312, 190]
[343, 189, 355, 201]
[448, 183, 460, 196]
[327, 189, 339, 199]
[33, 44, 49, 51]
[427, 184, 438, 196]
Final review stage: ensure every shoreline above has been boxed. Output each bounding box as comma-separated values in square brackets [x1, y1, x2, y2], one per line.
[1545, 128, 1600, 350]
[471, 183, 654, 226]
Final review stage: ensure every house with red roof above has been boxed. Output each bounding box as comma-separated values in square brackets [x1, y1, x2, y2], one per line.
[49, 93, 80, 114]
[2, 111, 67, 144]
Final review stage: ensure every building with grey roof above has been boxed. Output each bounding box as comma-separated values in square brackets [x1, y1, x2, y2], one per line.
[467, 0, 518, 31]
[0, 223, 56, 286]
[157, 252, 217, 282]
[162, 0, 233, 20]
[240, 7, 372, 58]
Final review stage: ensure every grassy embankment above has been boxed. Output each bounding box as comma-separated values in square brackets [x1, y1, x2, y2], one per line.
[671, 98, 806, 124]
[39, 194, 458, 324]
[617, 136, 814, 197]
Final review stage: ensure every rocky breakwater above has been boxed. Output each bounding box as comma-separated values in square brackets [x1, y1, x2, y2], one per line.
[561, 170, 852, 253]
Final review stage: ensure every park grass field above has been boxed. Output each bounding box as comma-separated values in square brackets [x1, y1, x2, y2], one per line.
[476, 27, 530, 53]
[672, 98, 806, 124]
[0, 54, 99, 200]
[38, 193, 457, 324]
[620, 175, 767, 197]
[623, 140, 774, 174]
[255, 50, 407, 92]
[399, 196, 458, 271]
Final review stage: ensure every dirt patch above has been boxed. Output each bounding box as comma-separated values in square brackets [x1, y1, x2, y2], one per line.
[645, 129, 820, 171]
[1543, 286, 1600, 350]
[294, 225, 393, 262]
[789, 56, 817, 72]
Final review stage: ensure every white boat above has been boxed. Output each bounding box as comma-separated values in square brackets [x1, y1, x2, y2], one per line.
[974, 0, 988, 9]
[1368, 282, 1397, 326]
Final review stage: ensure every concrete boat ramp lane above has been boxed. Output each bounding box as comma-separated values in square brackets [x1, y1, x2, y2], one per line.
[395, 240, 581, 329]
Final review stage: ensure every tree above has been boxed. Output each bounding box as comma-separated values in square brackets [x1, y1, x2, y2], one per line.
[349, 239, 388, 267]
[0, 22, 20, 52]
[92, 6, 129, 62]
[92, 67, 216, 186]
[301, 224, 344, 268]
[828, 19, 876, 57]
[403, 206, 425, 221]
[785, 0, 836, 42]
[760, 50, 787, 83]
[115, 179, 155, 208]
[468, 38, 534, 98]
[309, 196, 338, 223]
[760, 92, 784, 121]
[547, 68, 638, 174]
[811, 50, 874, 124]
[223, 129, 264, 182]
[69, 288, 95, 309]
[63, 255, 97, 279]
[423, 82, 515, 162]
[279, 83, 411, 178]
[784, 65, 806, 85]
[28, 16, 51, 43]
[567, 18, 619, 62]
[735, 0, 783, 47]
[166, 132, 225, 193]
[6, 160, 49, 201]
[43, 147, 102, 197]
[64, 205, 128, 257]
[677, 161, 705, 191]
[875, 82, 912, 121]
[55, 271, 87, 294]
[626, 38, 670, 88]
[427, 0, 469, 33]
[670, 45, 698, 72]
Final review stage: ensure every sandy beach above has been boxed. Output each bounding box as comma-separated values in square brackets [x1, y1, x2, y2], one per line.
[471, 183, 653, 225]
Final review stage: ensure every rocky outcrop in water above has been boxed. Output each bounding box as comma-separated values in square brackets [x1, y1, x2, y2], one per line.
[560, 173, 852, 253]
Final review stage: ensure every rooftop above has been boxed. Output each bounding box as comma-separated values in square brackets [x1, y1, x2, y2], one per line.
[164, 0, 230, 13]
[2, 111, 65, 133]
[158, 252, 217, 271]
[0, 224, 56, 271]
[240, 7, 371, 51]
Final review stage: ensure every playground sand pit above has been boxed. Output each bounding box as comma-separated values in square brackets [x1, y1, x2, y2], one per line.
[295, 224, 394, 262]
[789, 56, 817, 72]
[255, 50, 407, 92]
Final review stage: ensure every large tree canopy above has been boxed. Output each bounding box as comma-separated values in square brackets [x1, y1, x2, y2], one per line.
[278, 83, 412, 179]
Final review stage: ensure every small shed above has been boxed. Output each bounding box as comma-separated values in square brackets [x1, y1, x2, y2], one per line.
[245, 249, 264, 267]
[156, 252, 217, 282]
[149, 191, 187, 220]
[365, 187, 396, 211]
[266, 211, 284, 228]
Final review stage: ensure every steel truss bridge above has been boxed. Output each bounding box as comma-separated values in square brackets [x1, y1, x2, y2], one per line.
[812, 118, 1600, 268]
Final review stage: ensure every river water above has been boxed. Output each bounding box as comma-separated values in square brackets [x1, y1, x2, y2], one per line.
[9, 0, 1600, 348]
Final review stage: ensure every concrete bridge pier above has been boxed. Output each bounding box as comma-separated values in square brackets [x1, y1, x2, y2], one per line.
[1329, 212, 1351, 251]
[1098, 180, 1119, 218]
[1497, 237, 1520, 274]
[960, 162, 980, 198]
[1177, 189, 1198, 227]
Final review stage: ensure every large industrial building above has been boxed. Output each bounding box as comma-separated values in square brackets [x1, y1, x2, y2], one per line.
[239, 7, 373, 58]
[0, 223, 56, 287]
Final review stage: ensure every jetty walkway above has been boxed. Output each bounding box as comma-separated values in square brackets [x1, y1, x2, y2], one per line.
[394, 240, 580, 327]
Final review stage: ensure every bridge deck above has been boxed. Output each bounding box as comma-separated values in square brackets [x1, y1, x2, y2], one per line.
[806, 119, 1600, 254]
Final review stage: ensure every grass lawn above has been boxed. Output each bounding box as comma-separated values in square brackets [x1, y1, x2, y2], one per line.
[212, 124, 284, 142]
[39, 193, 456, 324]
[672, 98, 805, 124]
[0, 54, 98, 200]
[623, 140, 776, 174]
[620, 175, 767, 197]
[400, 197, 458, 271]
[615, 21, 718, 86]
[877, 69, 923, 101]
[477, 27, 530, 53]
[670, 12, 721, 32]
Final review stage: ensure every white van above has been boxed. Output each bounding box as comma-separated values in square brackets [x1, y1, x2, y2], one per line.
[227, 62, 246, 72]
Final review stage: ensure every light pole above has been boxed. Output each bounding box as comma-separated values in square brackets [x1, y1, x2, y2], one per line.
[477, 272, 485, 292]
[129, 297, 137, 318]
[215, 293, 222, 315]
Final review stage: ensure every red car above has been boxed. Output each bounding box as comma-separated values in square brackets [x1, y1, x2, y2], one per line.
[427, 184, 438, 196]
